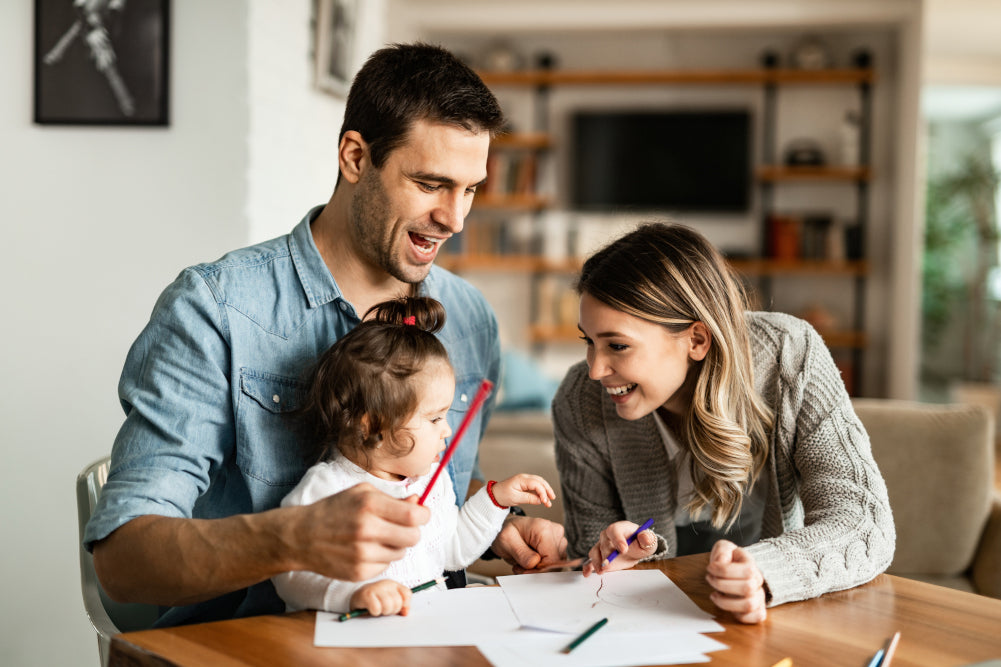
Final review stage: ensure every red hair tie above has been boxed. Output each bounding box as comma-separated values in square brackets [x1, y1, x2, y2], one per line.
[403, 315, 416, 326]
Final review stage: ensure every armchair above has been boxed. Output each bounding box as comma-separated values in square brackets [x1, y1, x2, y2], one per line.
[853, 399, 1001, 598]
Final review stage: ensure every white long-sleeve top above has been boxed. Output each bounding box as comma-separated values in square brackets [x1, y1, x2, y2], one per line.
[272, 453, 508, 613]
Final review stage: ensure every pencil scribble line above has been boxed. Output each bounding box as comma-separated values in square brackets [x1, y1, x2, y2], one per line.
[591, 577, 605, 608]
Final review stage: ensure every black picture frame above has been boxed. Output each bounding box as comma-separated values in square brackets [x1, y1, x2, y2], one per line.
[313, 0, 359, 98]
[34, 0, 170, 126]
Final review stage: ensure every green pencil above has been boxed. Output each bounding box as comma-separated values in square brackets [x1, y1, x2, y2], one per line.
[337, 576, 445, 622]
[561, 617, 609, 654]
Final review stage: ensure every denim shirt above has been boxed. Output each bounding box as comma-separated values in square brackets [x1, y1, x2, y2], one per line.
[84, 206, 501, 626]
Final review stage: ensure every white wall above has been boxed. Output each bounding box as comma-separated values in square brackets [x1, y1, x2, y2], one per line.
[0, 2, 246, 665]
[924, 0, 1001, 85]
[0, 0, 393, 663]
[245, 0, 387, 244]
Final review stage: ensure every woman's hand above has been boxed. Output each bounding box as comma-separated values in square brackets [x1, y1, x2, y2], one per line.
[705, 540, 767, 623]
[582, 520, 657, 577]
[349, 579, 412, 617]
[490, 474, 555, 509]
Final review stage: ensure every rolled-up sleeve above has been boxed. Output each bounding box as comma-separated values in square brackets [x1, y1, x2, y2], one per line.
[84, 267, 234, 549]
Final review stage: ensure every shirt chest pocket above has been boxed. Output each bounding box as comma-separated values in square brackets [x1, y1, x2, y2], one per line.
[445, 377, 488, 495]
[236, 368, 308, 488]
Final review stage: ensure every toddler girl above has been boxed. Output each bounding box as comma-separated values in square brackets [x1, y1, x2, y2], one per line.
[273, 296, 555, 617]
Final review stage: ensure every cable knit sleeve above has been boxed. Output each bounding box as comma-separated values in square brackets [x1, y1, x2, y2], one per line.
[745, 314, 895, 606]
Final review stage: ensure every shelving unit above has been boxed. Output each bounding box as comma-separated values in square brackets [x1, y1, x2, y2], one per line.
[440, 63, 876, 394]
[757, 62, 873, 394]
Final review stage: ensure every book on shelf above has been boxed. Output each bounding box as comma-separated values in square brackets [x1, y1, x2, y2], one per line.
[484, 151, 539, 197]
[765, 212, 855, 262]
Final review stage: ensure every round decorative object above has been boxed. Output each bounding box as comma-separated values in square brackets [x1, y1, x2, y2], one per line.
[759, 49, 780, 69]
[534, 51, 558, 71]
[852, 48, 873, 69]
[783, 138, 826, 166]
[480, 40, 525, 72]
[790, 35, 832, 70]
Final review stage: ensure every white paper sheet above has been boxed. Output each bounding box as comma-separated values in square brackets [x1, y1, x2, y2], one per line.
[314, 586, 522, 647]
[477, 627, 728, 667]
[497, 569, 723, 635]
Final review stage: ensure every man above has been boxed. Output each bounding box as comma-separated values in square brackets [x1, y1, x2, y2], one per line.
[85, 42, 567, 627]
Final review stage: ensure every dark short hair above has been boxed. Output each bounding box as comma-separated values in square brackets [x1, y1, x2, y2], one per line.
[296, 296, 451, 465]
[340, 42, 505, 170]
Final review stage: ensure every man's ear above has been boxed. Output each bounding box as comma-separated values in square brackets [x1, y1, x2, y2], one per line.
[688, 322, 712, 362]
[338, 130, 367, 185]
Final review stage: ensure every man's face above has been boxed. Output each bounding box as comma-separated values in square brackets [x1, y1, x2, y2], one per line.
[349, 119, 490, 284]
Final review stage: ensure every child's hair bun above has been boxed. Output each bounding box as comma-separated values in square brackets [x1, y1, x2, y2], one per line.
[365, 296, 446, 334]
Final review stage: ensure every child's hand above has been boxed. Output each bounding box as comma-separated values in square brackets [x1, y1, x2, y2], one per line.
[349, 579, 412, 617]
[490, 474, 555, 508]
[582, 520, 657, 577]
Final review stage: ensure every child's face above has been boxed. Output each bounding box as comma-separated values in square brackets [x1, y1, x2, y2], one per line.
[373, 358, 455, 481]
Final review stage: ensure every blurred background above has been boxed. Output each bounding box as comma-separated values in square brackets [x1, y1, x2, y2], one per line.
[2, 1, 999, 664]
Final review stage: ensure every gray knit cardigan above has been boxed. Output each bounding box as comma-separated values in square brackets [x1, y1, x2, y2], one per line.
[552, 310, 895, 607]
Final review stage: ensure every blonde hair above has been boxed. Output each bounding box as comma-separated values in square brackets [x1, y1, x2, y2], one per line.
[576, 223, 774, 528]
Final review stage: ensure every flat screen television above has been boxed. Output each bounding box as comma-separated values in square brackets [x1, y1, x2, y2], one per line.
[571, 109, 752, 213]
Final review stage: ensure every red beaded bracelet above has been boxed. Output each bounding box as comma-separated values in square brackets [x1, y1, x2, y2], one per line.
[486, 480, 509, 509]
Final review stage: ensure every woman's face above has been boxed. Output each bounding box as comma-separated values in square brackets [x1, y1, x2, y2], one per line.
[578, 292, 709, 421]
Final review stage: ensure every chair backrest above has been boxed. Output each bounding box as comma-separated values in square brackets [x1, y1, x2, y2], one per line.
[77, 457, 160, 664]
[852, 399, 994, 577]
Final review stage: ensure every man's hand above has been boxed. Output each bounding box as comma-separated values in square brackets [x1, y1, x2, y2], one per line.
[705, 539, 767, 624]
[288, 484, 429, 582]
[582, 520, 657, 577]
[94, 483, 429, 606]
[490, 515, 567, 572]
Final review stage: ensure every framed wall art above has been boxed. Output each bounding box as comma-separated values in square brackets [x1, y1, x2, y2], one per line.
[34, 0, 170, 126]
[313, 0, 359, 97]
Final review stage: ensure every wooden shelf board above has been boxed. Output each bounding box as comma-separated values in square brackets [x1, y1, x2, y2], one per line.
[442, 254, 866, 276]
[528, 324, 583, 343]
[819, 330, 868, 349]
[492, 132, 552, 150]
[756, 165, 871, 182]
[766, 68, 875, 84]
[438, 254, 544, 272]
[477, 68, 874, 87]
[472, 194, 550, 211]
[729, 259, 869, 276]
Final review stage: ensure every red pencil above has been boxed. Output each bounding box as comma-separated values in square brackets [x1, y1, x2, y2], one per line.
[418, 378, 493, 506]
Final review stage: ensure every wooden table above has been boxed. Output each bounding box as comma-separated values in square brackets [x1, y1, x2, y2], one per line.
[110, 554, 1001, 667]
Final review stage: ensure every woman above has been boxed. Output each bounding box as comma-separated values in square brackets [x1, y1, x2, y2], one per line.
[553, 222, 894, 623]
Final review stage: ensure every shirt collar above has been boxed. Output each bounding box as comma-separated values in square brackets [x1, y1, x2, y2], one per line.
[289, 205, 439, 309]
[289, 206, 344, 309]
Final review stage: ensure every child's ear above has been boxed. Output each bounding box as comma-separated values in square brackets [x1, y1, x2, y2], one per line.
[359, 413, 373, 440]
[688, 322, 712, 362]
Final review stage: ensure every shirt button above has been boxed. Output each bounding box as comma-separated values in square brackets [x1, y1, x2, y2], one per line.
[338, 302, 348, 311]
[460, 394, 468, 403]
[272, 394, 280, 404]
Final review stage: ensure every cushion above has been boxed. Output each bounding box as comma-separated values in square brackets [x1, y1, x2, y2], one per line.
[852, 399, 994, 576]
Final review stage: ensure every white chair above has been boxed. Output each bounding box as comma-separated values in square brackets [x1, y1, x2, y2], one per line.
[77, 457, 160, 666]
